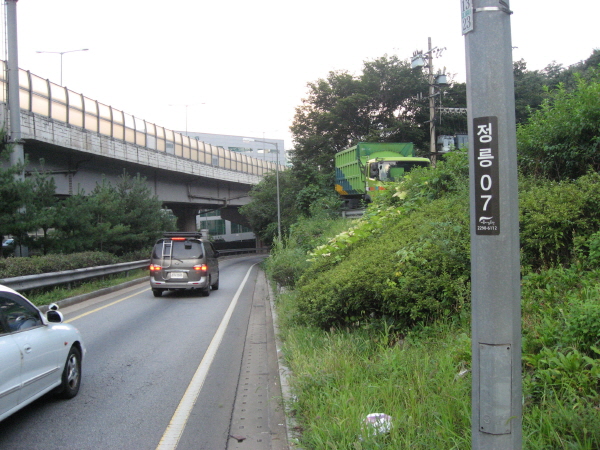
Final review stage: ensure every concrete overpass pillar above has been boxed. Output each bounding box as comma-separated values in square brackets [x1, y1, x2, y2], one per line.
[168, 205, 199, 232]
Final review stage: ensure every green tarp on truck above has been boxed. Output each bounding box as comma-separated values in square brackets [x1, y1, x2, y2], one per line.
[335, 142, 430, 203]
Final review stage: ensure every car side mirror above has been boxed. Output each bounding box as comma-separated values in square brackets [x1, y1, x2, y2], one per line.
[214, 251, 220, 258]
[46, 310, 64, 323]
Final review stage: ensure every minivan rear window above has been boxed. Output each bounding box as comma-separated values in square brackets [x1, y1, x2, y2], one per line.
[152, 240, 204, 259]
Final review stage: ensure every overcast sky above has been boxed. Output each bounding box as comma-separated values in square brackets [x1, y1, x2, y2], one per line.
[3, 0, 599, 150]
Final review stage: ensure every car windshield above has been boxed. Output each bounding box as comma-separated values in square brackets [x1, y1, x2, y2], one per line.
[152, 240, 204, 259]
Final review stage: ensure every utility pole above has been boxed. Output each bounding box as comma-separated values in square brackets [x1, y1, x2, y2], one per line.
[427, 37, 436, 166]
[411, 38, 446, 167]
[463, 1, 522, 449]
[6, 0, 24, 180]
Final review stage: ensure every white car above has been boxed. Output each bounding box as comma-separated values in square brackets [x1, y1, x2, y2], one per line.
[0, 284, 85, 422]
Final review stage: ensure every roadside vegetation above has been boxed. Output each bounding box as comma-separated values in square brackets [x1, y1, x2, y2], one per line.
[0, 134, 176, 260]
[245, 51, 600, 449]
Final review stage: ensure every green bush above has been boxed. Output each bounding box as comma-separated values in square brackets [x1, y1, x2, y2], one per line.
[296, 194, 470, 329]
[564, 302, 600, 354]
[265, 242, 307, 289]
[517, 73, 600, 180]
[265, 216, 351, 290]
[520, 172, 600, 270]
[0, 251, 137, 279]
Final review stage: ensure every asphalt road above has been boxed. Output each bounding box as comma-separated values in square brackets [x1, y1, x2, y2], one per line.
[0, 255, 286, 450]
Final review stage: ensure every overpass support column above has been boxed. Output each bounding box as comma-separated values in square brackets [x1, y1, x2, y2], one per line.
[168, 205, 199, 232]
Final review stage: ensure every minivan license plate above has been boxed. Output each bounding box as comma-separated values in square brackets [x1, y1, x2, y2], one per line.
[170, 272, 184, 279]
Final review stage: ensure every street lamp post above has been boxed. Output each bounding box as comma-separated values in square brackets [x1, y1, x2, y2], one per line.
[36, 48, 89, 85]
[168, 103, 205, 134]
[243, 138, 282, 240]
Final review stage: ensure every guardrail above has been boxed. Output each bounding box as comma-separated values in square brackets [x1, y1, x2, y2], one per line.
[0, 248, 271, 292]
[218, 248, 270, 257]
[0, 260, 150, 292]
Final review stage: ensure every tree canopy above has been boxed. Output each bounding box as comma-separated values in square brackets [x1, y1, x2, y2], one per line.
[290, 55, 467, 174]
[240, 50, 600, 242]
[0, 136, 176, 257]
[517, 70, 600, 180]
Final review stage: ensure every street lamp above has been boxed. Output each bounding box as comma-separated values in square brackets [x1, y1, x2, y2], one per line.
[411, 37, 446, 166]
[36, 48, 89, 86]
[243, 137, 281, 240]
[168, 103, 205, 134]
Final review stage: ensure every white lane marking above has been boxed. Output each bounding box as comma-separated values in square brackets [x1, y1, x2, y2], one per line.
[155, 263, 257, 450]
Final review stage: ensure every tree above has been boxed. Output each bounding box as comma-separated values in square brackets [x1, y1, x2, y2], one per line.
[290, 54, 467, 175]
[0, 130, 29, 257]
[513, 59, 549, 124]
[51, 172, 176, 255]
[240, 162, 342, 245]
[513, 50, 600, 126]
[20, 169, 60, 255]
[240, 170, 295, 244]
[517, 72, 600, 180]
[52, 191, 97, 253]
[87, 178, 130, 254]
[113, 172, 176, 254]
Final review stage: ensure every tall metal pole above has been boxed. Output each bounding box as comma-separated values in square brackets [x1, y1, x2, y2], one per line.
[274, 142, 281, 240]
[463, 1, 521, 449]
[5, 0, 24, 180]
[428, 37, 436, 166]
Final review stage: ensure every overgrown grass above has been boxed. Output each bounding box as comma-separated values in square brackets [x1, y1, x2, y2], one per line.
[278, 293, 472, 449]
[25, 269, 147, 306]
[276, 270, 600, 449]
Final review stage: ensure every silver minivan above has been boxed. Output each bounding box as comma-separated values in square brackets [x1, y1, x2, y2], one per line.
[149, 232, 220, 297]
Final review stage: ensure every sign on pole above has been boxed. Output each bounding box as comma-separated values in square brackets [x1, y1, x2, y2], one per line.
[461, 0, 474, 34]
[462, 1, 521, 449]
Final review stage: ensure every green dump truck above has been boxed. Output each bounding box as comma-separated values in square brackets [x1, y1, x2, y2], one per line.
[335, 142, 430, 206]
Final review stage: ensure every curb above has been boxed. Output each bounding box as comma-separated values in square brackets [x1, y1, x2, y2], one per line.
[266, 277, 303, 449]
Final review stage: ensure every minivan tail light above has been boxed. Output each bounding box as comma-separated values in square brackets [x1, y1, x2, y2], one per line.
[193, 264, 208, 272]
[149, 264, 162, 271]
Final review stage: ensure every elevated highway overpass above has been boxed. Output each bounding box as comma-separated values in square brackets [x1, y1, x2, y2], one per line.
[0, 61, 283, 230]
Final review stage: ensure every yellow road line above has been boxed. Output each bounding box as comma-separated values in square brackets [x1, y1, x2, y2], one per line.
[65, 288, 150, 323]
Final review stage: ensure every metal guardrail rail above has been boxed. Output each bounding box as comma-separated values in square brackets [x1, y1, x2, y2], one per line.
[0, 260, 151, 292]
[0, 248, 270, 292]
[217, 248, 270, 256]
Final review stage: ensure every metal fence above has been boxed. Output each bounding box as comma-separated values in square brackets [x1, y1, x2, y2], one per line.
[0, 61, 284, 177]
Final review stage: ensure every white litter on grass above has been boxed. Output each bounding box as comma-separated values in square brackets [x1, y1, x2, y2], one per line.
[362, 413, 393, 437]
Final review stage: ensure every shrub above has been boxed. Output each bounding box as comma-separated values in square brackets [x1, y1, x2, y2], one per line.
[564, 301, 600, 355]
[517, 73, 600, 180]
[265, 216, 351, 290]
[296, 194, 470, 329]
[0, 251, 132, 279]
[519, 172, 600, 270]
[265, 241, 307, 289]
